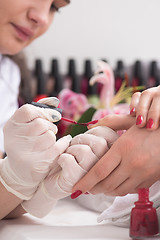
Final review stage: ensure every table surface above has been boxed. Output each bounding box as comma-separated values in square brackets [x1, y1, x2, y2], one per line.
[0, 198, 130, 240]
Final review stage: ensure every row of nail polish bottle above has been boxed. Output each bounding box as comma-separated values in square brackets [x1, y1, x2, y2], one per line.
[32, 59, 47, 102]
[115, 60, 160, 92]
[31, 58, 160, 102]
[32, 58, 100, 101]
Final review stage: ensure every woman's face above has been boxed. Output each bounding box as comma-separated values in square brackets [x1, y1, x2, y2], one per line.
[0, 0, 69, 55]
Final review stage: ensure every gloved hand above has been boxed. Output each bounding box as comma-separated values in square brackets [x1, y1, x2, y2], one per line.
[0, 97, 62, 200]
[22, 126, 119, 218]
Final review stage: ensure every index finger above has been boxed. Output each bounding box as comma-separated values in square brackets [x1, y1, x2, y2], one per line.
[88, 114, 136, 131]
[71, 145, 121, 196]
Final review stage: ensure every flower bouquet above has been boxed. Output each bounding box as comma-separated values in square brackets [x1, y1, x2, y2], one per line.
[57, 60, 144, 138]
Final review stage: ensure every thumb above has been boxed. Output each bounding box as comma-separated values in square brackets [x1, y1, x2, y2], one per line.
[37, 97, 59, 107]
[12, 104, 61, 123]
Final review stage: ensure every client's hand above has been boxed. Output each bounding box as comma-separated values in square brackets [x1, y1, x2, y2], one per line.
[22, 126, 118, 218]
[0, 97, 61, 200]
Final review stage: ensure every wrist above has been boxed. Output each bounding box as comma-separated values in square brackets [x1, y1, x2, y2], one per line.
[21, 182, 57, 218]
[0, 158, 37, 200]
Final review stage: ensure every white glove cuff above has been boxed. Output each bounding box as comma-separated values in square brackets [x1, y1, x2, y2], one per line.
[21, 182, 57, 218]
[0, 175, 31, 200]
[0, 158, 35, 200]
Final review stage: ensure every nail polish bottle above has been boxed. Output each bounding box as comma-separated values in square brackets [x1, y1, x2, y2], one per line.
[130, 188, 159, 239]
[64, 59, 80, 93]
[147, 61, 159, 88]
[132, 60, 144, 90]
[48, 59, 63, 97]
[33, 59, 47, 102]
[81, 59, 97, 96]
[114, 60, 126, 93]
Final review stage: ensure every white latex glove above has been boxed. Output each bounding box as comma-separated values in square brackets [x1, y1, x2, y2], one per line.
[22, 126, 119, 218]
[0, 97, 61, 200]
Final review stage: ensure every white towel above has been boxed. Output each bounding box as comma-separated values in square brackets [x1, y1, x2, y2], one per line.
[76, 181, 160, 227]
[98, 181, 160, 227]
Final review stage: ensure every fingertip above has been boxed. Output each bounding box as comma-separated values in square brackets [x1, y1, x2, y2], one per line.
[87, 123, 98, 129]
[50, 109, 62, 122]
[146, 118, 155, 130]
[52, 125, 58, 135]
[71, 178, 89, 197]
[136, 115, 143, 126]
[130, 107, 136, 116]
[71, 190, 82, 199]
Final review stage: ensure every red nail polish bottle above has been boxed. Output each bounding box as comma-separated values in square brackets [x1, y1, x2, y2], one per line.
[33, 59, 47, 102]
[130, 188, 159, 239]
[115, 60, 126, 93]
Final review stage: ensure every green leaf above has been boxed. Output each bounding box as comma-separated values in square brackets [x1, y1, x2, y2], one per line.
[66, 107, 97, 137]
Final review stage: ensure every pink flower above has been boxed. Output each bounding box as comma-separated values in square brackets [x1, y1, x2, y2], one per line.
[90, 61, 130, 135]
[92, 109, 113, 121]
[92, 103, 129, 121]
[58, 89, 89, 122]
[90, 60, 115, 109]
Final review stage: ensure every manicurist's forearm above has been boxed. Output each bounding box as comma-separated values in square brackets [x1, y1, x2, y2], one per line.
[3, 204, 26, 219]
[0, 182, 23, 219]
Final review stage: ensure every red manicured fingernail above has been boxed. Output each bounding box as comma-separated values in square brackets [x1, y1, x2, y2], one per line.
[130, 108, 135, 114]
[146, 118, 154, 129]
[71, 190, 82, 199]
[136, 115, 143, 125]
[84, 192, 89, 195]
[87, 120, 98, 126]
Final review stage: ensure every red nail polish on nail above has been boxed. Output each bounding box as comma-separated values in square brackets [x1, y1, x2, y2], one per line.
[147, 118, 154, 129]
[136, 115, 143, 125]
[71, 190, 82, 199]
[130, 108, 135, 115]
[130, 188, 159, 239]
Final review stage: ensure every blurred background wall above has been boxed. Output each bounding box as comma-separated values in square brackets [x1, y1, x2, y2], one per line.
[24, 0, 160, 73]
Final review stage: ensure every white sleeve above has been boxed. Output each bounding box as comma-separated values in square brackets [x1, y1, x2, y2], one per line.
[0, 56, 21, 153]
